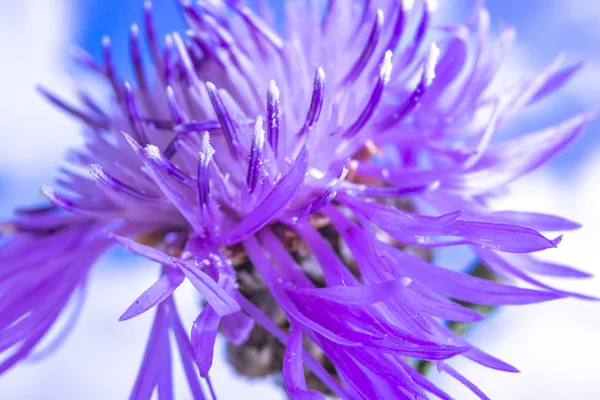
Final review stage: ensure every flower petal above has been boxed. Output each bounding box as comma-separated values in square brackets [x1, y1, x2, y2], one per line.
[119, 268, 185, 321]
[217, 146, 308, 245]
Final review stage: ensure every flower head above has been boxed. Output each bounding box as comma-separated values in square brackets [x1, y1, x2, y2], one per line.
[1, 0, 595, 398]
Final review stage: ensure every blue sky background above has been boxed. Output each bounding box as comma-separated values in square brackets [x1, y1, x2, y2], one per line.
[1, 1, 599, 399]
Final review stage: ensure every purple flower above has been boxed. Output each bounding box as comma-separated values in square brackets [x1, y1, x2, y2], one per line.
[1, 0, 595, 398]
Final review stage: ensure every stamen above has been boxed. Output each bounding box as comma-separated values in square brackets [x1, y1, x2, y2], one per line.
[247, 116, 266, 193]
[89, 164, 158, 202]
[197, 131, 215, 207]
[102, 36, 124, 103]
[267, 80, 280, 154]
[306, 168, 348, 216]
[123, 82, 150, 145]
[299, 68, 325, 136]
[144, 145, 194, 187]
[124, 133, 204, 231]
[188, 30, 226, 69]
[205, 82, 240, 158]
[227, 3, 284, 50]
[342, 9, 384, 86]
[321, 0, 337, 33]
[69, 46, 104, 74]
[176, 120, 222, 134]
[401, 1, 429, 67]
[37, 87, 108, 129]
[424, 42, 441, 86]
[166, 86, 188, 126]
[357, 0, 374, 28]
[383, 2, 408, 55]
[40, 185, 110, 217]
[79, 92, 107, 118]
[143, 0, 164, 75]
[378, 43, 440, 129]
[172, 32, 201, 88]
[163, 119, 224, 159]
[426, 0, 439, 13]
[163, 35, 175, 86]
[342, 50, 393, 139]
[129, 24, 147, 92]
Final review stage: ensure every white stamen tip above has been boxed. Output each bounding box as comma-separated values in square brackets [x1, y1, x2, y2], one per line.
[426, 0, 438, 12]
[268, 80, 279, 101]
[339, 167, 349, 182]
[253, 116, 266, 150]
[166, 86, 175, 99]
[131, 24, 139, 36]
[88, 164, 101, 177]
[144, 144, 162, 160]
[102, 35, 111, 48]
[199, 131, 215, 166]
[316, 67, 325, 81]
[402, 0, 415, 11]
[376, 9, 384, 24]
[206, 81, 216, 92]
[424, 43, 440, 86]
[380, 50, 393, 84]
[39, 185, 54, 199]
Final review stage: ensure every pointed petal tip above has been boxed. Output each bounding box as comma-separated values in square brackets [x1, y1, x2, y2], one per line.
[551, 235, 563, 247]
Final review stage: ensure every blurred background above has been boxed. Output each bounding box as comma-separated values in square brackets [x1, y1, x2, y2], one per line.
[0, 0, 599, 398]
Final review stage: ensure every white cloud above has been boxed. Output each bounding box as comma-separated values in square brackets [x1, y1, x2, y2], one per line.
[0, 0, 83, 181]
[430, 146, 600, 399]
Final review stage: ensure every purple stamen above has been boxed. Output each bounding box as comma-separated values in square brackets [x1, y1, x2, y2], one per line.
[197, 132, 215, 207]
[143, 0, 164, 75]
[342, 9, 384, 86]
[295, 168, 348, 221]
[299, 68, 325, 136]
[342, 50, 393, 139]
[166, 86, 188, 126]
[247, 116, 266, 193]
[143, 146, 194, 187]
[321, 0, 337, 33]
[378, 43, 440, 129]
[89, 164, 158, 202]
[357, 0, 374, 29]
[188, 31, 226, 69]
[383, 2, 408, 56]
[205, 82, 240, 159]
[129, 24, 147, 92]
[163, 119, 223, 160]
[267, 80, 280, 154]
[69, 46, 104, 75]
[225, 2, 284, 50]
[400, 1, 430, 67]
[102, 36, 124, 103]
[37, 87, 108, 129]
[39, 186, 112, 217]
[123, 82, 149, 145]
[79, 92, 107, 119]
[163, 35, 176, 86]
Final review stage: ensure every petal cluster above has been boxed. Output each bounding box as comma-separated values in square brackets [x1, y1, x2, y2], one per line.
[0, 0, 594, 399]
